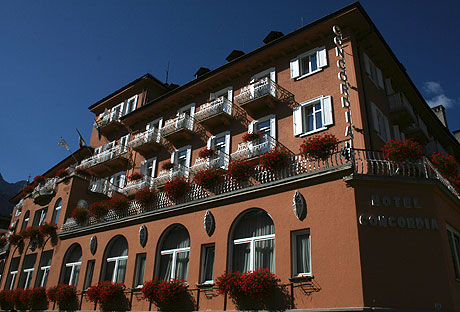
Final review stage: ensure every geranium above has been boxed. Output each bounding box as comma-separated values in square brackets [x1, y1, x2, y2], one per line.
[215, 271, 244, 297]
[8, 233, 24, 247]
[128, 172, 144, 181]
[87, 281, 128, 311]
[239, 268, 278, 299]
[161, 161, 175, 170]
[23, 184, 35, 194]
[89, 201, 109, 219]
[430, 152, 458, 177]
[39, 222, 58, 237]
[28, 287, 49, 310]
[34, 175, 46, 184]
[47, 285, 78, 311]
[259, 148, 290, 171]
[76, 168, 94, 177]
[141, 279, 188, 310]
[242, 131, 263, 143]
[109, 196, 130, 215]
[12, 288, 29, 310]
[300, 133, 339, 161]
[56, 168, 69, 178]
[72, 207, 89, 225]
[382, 139, 423, 162]
[135, 187, 156, 207]
[194, 167, 225, 190]
[163, 177, 189, 201]
[21, 226, 43, 242]
[0, 290, 14, 310]
[198, 148, 216, 158]
[226, 160, 255, 182]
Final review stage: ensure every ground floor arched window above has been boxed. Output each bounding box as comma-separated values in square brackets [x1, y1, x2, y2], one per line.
[61, 244, 82, 286]
[231, 209, 275, 272]
[158, 225, 190, 281]
[103, 236, 128, 283]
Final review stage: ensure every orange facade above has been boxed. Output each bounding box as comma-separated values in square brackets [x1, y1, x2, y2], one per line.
[3, 3, 460, 311]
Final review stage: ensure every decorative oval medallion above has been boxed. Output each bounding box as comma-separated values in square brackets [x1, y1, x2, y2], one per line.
[203, 211, 215, 237]
[139, 225, 147, 247]
[90, 235, 97, 255]
[293, 190, 307, 221]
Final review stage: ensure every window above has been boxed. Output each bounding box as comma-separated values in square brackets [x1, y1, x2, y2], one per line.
[53, 198, 62, 224]
[83, 260, 95, 290]
[158, 225, 190, 281]
[124, 95, 138, 115]
[293, 96, 333, 136]
[447, 225, 460, 279]
[103, 236, 129, 283]
[120, 134, 130, 151]
[141, 157, 157, 183]
[248, 115, 276, 155]
[133, 254, 146, 288]
[21, 211, 30, 231]
[207, 131, 230, 168]
[290, 47, 327, 80]
[19, 254, 37, 289]
[110, 171, 126, 192]
[172, 145, 192, 176]
[231, 209, 275, 273]
[36, 250, 53, 287]
[363, 52, 384, 89]
[370, 102, 391, 142]
[291, 230, 311, 277]
[33, 208, 47, 226]
[146, 117, 163, 143]
[250, 67, 276, 83]
[177, 103, 196, 131]
[62, 244, 82, 286]
[5, 257, 20, 290]
[210, 87, 233, 101]
[200, 244, 215, 284]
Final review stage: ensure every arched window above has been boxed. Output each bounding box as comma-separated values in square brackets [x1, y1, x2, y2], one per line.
[158, 225, 190, 281]
[103, 236, 128, 283]
[231, 209, 275, 273]
[62, 244, 82, 286]
[53, 198, 62, 224]
[21, 211, 30, 231]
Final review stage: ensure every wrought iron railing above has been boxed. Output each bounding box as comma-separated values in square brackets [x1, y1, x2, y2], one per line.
[194, 97, 233, 121]
[153, 164, 190, 187]
[77, 144, 129, 169]
[190, 151, 230, 173]
[234, 77, 296, 108]
[161, 114, 194, 137]
[94, 110, 122, 128]
[128, 128, 162, 149]
[32, 178, 57, 199]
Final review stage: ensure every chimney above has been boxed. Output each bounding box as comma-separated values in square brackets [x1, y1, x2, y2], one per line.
[453, 130, 460, 143]
[432, 105, 448, 128]
[263, 31, 284, 44]
[226, 50, 245, 62]
[194, 67, 210, 79]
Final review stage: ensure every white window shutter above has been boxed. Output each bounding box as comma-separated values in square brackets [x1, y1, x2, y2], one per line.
[376, 67, 384, 89]
[370, 103, 379, 132]
[385, 78, 394, 95]
[393, 125, 401, 140]
[293, 106, 303, 136]
[171, 151, 177, 164]
[317, 47, 327, 68]
[363, 52, 371, 75]
[140, 160, 146, 175]
[384, 118, 391, 142]
[207, 136, 214, 149]
[186, 146, 192, 167]
[322, 96, 334, 126]
[190, 104, 196, 117]
[290, 59, 300, 79]
[210, 92, 216, 100]
[224, 133, 231, 155]
[227, 88, 233, 102]
[269, 70, 276, 82]
[269, 116, 276, 138]
[119, 172, 126, 188]
[248, 120, 255, 133]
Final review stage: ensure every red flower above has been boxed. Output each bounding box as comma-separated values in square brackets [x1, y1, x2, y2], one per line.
[128, 172, 144, 181]
[142, 279, 187, 309]
[56, 168, 69, 178]
[47, 285, 78, 311]
[430, 152, 458, 177]
[194, 167, 225, 190]
[242, 131, 263, 143]
[300, 133, 339, 161]
[87, 281, 127, 311]
[163, 178, 190, 200]
[227, 160, 255, 182]
[135, 187, 157, 207]
[72, 207, 89, 225]
[108, 196, 130, 215]
[76, 168, 94, 177]
[89, 200, 109, 219]
[22, 184, 35, 195]
[259, 148, 290, 171]
[382, 139, 423, 162]
[34, 175, 46, 184]
[198, 148, 217, 158]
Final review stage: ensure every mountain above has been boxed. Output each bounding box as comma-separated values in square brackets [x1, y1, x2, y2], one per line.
[0, 173, 26, 216]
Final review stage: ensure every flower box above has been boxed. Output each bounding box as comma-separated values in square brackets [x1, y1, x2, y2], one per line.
[242, 130, 263, 143]
[23, 184, 35, 195]
[164, 177, 190, 201]
[198, 148, 217, 158]
[8, 233, 24, 247]
[72, 207, 90, 225]
[135, 187, 156, 207]
[300, 133, 339, 161]
[142, 279, 188, 311]
[56, 168, 69, 178]
[87, 281, 128, 311]
[47, 285, 79, 311]
[259, 148, 290, 171]
[128, 172, 144, 181]
[226, 160, 255, 182]
[34, 175, 46, 184]
[194, 167, 225, 190]
[430, 152, 458, 177]
[382, 139, 423, 162]
[0, 290, 14, 310]
[89, 201, 109, 220]
[109, 196, 130, 216]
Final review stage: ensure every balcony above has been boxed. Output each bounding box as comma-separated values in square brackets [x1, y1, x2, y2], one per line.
[190, 152, 230, 173]
[153, 165, 190, 187]
[94, 110, 124, 136]
[88, 178, 123, 198]
[128, 128, 162, 156]
[388, 92, 416, 129]
[32, 178, 57, 204]
[194, 97, 233, 129]
[161, 114, 195, 144]
[231, 134, 276, 161]
[405, 116, 429, 144]
[77, 144, 129, 176]
[234, 78, 295, 116]
[122, 177, 152, 197]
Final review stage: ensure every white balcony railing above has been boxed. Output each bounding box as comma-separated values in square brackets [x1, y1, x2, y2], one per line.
[161, 114, 194, 137]
[129, 128, 161, 149]
[32, 178, 57, 200]
[153, 165, 190, 187]
[234, 77, 277, 105]
[195, 97, 232, 121]
[231, 134, 276, 160]
[77, 144, 129, 169]
[122, 177, 152, 196]
[190, 151, 229, 173]
[388, 92, 416, 119]
[89, 178, 124, 197]
[95, 110, 122, 128]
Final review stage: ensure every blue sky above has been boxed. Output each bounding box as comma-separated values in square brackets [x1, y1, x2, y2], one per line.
[1, 0, 459, 183]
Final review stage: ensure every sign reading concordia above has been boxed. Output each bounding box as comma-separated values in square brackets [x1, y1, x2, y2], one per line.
[333, 25, 352, 138]
[359, 194, 439, 231]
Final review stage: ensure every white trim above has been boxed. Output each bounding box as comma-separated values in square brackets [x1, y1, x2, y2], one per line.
[8, 271, 17, 290]
[200, 244, 215, 284]
[65, 261, 82, 286]
[23, 268, 34, 289]
[40, 265, 51, 287]
[291, 229, 311, 277]
[294, 96, 333, 137]
[160, 247, 191, 280]
[210, 86, 233, 102]
[250, 67, 276, 83]
[107, 255, 129, 283]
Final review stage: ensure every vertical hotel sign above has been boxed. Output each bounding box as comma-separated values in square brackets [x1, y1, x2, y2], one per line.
[333, 25, 353, 139]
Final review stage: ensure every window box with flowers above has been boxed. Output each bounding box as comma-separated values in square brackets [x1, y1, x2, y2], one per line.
[163, 177, 190, 201]
[72, 207, 90, 225]
[34, 175, 46, 185]
[8, 233, 24, 248]
[21, 226, 44, 246]
[0, 290, 14, 310]
[135, 187, 157, 208]
[226, 160, 255, 182]
[108, 196, 130, 216]
[28, 287, 49, 310]
[300, 133, 339, 161]
[89, 201, 109, 220]
[142, 279, 191, 311]
[128, 172, 144, 181]
[87, 281, 129, 311]
[198, 148, 217, 159]
[430, 152, 458, 177]
[259, 148, 290, 171]
[23, 184, 35, 195]
[47, 284, 79, 311]
[56, 168, 69, 179]
[194, 167, 225, 191]
[242, 130, 263, 143]
[382, 139, 423, 162]
[12, 288, 29, 310]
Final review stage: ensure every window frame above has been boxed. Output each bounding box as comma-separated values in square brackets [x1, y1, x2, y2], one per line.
[200, 244, 215, 285]
[83, 260, 95, 290]
[171, 145, 192, 177]
[291, 229, 312, 278]
[53, 198, 62, 225]
[106, 255, 129, 283]
[124, 95, 139, 115]
[207, 131, 231, 168]
[290, 47, 327, 81]
[65, 261, 82, 286]
[293, 96, 333, 137]
[447, 225, 460, 280]
[21, 210, 30, 231]
[370, 102, 391, 142]
[133, 253, 147, 288]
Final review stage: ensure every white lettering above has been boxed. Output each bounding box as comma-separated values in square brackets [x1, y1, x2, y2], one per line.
[359, 215, 368, 225]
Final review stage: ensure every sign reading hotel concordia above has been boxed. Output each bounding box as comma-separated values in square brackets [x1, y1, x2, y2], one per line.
[332, 25, 352, 138]
[359, 194, 439, 231]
